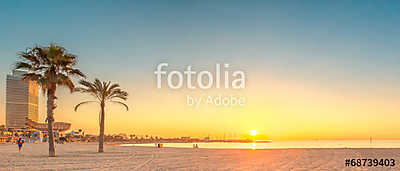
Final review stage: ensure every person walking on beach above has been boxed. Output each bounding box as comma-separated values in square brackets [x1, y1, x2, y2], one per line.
[17, 138, 25, 152]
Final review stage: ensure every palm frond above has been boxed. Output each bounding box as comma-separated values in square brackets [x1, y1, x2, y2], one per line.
[108, 94, 128, 101]
[14, 44, 85, 93]
[74, 101, 98, 111]
[15, 62, 33, 70]
[57, 73, 75, 92]
[109, 101, 129, 111]
[75, 78, 129, 112]
[107, 89, 128, 101]
[79, 80, 95, 90]
[17, 51, 40, 65]
[66, 68, 86, 78]
[62, 53, 77, 65]
[22, 73, 43, 81]
[94, 79, 103, 93]
[76, 79, 102, 100]
[108, 83, 120, 91]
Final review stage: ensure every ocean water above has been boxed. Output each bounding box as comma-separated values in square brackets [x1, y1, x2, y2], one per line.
[120, 140, 400, 149]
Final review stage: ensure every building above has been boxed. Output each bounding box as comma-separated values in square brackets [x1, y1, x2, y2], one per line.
[6, 70, 39, 129]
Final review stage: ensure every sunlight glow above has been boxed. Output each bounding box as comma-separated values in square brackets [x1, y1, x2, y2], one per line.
[250, 129, 258, 136]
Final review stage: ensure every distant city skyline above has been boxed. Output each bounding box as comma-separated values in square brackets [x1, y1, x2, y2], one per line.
[1, 1, 400, 140]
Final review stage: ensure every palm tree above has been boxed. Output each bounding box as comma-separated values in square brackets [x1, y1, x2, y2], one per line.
[15, 44, 85, 157]
[74, 79, 128, 152]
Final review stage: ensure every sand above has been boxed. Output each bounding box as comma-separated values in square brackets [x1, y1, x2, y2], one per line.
[1, 143, 399, 171]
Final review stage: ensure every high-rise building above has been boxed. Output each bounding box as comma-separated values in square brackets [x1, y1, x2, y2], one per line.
[6, 70, 39, 129]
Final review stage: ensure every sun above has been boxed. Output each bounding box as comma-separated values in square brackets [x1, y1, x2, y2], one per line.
[250, 129, 258, 136]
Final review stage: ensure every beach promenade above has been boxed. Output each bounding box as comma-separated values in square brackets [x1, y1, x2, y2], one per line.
[1, 143, 400, 170]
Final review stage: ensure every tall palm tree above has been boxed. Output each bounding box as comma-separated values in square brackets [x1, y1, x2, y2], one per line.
[15, 44, 85, 157]
[74, 79, 129, 152]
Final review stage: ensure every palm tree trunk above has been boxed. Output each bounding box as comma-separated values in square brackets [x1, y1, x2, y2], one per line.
[47, 87, 56, 157]
[98, 103, 105, 153]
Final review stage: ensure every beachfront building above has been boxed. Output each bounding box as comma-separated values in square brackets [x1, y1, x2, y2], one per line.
[6, 70, 39, 129]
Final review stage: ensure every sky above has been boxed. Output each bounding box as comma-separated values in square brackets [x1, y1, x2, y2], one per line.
[1, 0, 400, 140]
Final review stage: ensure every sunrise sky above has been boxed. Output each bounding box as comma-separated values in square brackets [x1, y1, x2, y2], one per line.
[1, 1, 400, 140]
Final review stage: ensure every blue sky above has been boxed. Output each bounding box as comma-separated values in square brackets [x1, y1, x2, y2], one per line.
[1, 1, 399, 78]
[1, 1, 400, 138]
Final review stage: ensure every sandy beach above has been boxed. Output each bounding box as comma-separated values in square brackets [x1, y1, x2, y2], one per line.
[0, 143, 399, 170]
